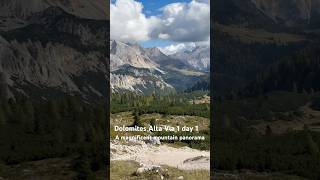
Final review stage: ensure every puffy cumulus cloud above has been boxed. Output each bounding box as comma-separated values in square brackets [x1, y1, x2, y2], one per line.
[159, 42, 196, 55]
[110, 0, 159, 42]
[153, 0, 210, 42]
[111, 0, 210, 44]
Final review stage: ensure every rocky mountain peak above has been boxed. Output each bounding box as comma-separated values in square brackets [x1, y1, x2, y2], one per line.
[146, 47, 163, 56]
[110, 40, 159, 70]
[170, 45, 210, 71]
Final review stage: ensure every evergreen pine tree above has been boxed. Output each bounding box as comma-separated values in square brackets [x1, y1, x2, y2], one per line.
[132, 110, 143, 127]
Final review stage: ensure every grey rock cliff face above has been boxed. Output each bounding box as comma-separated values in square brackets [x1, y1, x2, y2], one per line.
[110, 40, 159, 70]
[0, 1, 109, 102]
[170, 46, 210, 71]
[0, 37, 106, 89]
[251, 0, 320, 27]
[110, 40, 175, 95]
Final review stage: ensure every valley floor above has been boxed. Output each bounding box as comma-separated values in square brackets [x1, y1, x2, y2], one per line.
[110, 110, 210, 179]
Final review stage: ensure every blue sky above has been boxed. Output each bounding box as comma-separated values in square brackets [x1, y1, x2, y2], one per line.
[140, 39, 174, 48]
[111, 0, 191, 16]
[138, 0, 191, 16]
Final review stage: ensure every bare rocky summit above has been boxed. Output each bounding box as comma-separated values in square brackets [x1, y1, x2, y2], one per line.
[110, 40, 175, 94]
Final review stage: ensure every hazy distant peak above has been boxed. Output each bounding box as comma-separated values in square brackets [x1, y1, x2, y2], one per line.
[170, 45, 210, 71]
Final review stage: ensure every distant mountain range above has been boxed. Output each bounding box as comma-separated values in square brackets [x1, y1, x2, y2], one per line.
[170, 46, 210, 72]
[110, 40, 209, 94]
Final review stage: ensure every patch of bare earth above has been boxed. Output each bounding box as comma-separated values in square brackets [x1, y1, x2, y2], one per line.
[110, 140, 210, 170]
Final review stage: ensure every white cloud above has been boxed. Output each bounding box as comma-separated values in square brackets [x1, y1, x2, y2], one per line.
[159, 43, 196, 55]
[194, 0, 210, 4]
[111, 0, 210, 44]
[153, 0, 210, 42]
[110, 0, 159, 42]
[160, 37, 210, 55]
[158, 33, 170, 39]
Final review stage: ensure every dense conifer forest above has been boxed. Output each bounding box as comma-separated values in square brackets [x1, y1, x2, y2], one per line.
[111, 91, 210, 118]
[0, 96, 107, 179]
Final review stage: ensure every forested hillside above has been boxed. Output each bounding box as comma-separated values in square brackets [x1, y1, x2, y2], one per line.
[244, 46, 320, 96]
[212, 0, 320, 179]
[0, 97, 107, 179]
